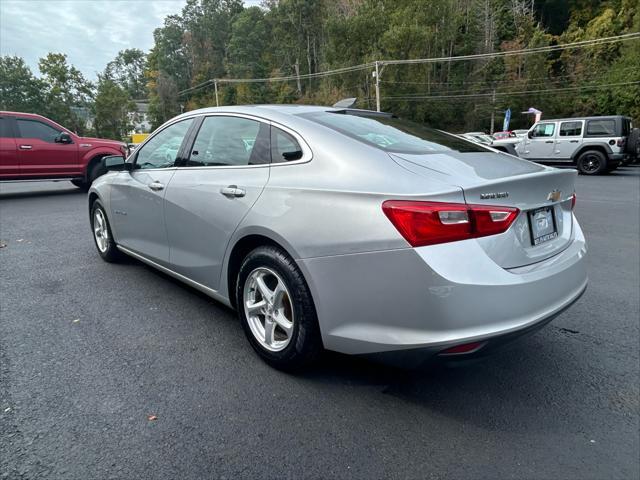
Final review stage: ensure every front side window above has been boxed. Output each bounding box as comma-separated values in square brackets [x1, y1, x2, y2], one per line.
[300, 111, 487, 154]
[186, 116, 269, 167]
[559, 121, 582, 137]
[17, 119, 61, 142]
[135, 118, 193, 169]
[271, 127, 303, 162]
[532, 123, 555, 138]
[586, 119, 616, 136]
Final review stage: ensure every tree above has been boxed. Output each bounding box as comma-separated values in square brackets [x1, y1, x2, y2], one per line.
[93, 77, 134, 140]
[104, 49, 147, 99]
[0, 56, 46, 112]
[38, 53, 94, 134]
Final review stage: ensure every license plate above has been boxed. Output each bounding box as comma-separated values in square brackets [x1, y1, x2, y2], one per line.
[528, 207, 557, 245]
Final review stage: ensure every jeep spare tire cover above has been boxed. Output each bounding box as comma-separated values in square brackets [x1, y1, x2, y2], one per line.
[626, 128, 639, 154]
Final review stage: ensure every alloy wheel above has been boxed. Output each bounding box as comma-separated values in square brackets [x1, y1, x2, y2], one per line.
[243, 267, 295, 352]
[93, 208, 109, 253]
[583, 154, 600, 173]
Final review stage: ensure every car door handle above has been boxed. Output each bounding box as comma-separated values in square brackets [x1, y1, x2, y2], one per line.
[570, 140, 579, 143]
[545, 140, 554, 143]
[19, 145, 32, 150]
[148, 181, 165, 191]
[220, 185, 246, 197]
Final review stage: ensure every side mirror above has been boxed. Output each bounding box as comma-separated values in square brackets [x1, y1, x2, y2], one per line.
[55, 132, 73, 144]
[103, 155, 131, 172]
[528, 131, 534, 139]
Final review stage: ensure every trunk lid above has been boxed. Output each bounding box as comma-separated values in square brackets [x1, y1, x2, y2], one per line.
[390, 151, 577, 268]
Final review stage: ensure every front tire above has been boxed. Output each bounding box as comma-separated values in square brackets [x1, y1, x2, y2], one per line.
[236, 246, 322, 370]
[577, 150, 607, 175]
[90, 201, 122, 262]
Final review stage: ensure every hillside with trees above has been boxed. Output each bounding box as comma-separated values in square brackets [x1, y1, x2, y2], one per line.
[1, 0, 638, 140]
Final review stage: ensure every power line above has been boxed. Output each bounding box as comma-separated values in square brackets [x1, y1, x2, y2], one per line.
[377, 81, 640, 101]
[380, 32, 640, 66]
[177, 32, 640, 97]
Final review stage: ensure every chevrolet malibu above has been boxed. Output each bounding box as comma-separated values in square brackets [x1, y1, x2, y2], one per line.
[88, 105, 588, 369]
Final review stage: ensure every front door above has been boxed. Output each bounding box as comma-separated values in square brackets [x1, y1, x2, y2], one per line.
[15, 117, 79, 176]
[109, 117, 194, 264]
[518, 122, 557, 159]
[554, 121, 584, 160]
[163, 115, 271, 290]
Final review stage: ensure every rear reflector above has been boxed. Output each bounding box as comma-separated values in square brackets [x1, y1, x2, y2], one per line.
[571, 193, 576, 210]
[439, 341, 486, 355]
[382, 201, 519, 247]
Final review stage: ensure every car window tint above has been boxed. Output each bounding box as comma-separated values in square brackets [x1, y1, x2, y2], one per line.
[300, 111, 487, 154]
[187, 116, 269, 167]
[559, 122, 582, 136]
[271, 127, 303, 162]
[135, 118, 193, 169]
[587, 119, 616, 136]
[17, 119, 60, 142]
[0, 118, 11, 138]
[532, 123, 555, 137]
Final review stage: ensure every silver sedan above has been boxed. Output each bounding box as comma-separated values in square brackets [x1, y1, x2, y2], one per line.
[89, 105, 587, 369]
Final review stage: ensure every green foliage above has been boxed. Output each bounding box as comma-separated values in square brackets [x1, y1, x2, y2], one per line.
[93, 77, 135, 141]
[0, 56, 46, 113]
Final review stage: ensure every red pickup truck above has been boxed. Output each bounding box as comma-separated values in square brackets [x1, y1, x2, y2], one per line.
[0, 111, 127, 190]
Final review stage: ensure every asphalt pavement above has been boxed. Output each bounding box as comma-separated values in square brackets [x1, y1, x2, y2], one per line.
[1, 168, 639, 479]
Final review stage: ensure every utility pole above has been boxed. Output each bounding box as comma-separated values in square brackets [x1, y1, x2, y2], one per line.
[490, 88, 496, 134]
[374, 61, 381, 112]
[214, 80, 219, 107]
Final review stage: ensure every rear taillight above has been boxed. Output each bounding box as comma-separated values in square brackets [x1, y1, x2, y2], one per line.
[617, 138, 625, 147]
[382, 201, 519, 247]
[571, 193, 576, 210]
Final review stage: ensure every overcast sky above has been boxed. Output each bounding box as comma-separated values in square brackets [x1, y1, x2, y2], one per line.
[0, 0, 261, 80]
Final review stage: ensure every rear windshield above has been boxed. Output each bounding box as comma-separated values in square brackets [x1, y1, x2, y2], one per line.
[299, 111, 488, 154]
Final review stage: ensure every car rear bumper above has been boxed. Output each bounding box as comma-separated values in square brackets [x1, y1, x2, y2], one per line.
[297, 215, 587, 360]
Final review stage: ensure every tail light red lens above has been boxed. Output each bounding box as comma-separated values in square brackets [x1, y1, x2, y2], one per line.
[439, 341, 486, 355]
[382, 200, 519, 247]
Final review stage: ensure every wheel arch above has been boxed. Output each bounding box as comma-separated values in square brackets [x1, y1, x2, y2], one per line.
[82, 149, 121, 180]
[572, 143, 611, 162]
[224, 230, 302, 310]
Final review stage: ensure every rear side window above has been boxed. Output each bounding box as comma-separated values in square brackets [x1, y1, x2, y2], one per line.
[271, 127, 303, 162]
[17, 119, 61, 142]
[531, 123, 555, 138]
[299, 111, 487, 154]
[0, 118, 12, 138]
[187, 116, 270, 167]
[586, 119, 616, 136]
[559, 122, 582, 136]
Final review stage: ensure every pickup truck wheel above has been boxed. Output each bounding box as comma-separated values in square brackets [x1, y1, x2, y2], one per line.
[91, 201, 122, 262]
[577, 150, 607, 175]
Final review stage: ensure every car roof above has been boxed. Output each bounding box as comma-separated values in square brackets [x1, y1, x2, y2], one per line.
[538, 115, 632, 123]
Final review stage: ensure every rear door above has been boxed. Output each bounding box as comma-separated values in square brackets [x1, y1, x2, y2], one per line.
[554, 120, 583, 160]
[518, 122, 557, 159]
[0, 116, 19, 176]
[163, 114, 271, 290]
[15, 117, 79, 176]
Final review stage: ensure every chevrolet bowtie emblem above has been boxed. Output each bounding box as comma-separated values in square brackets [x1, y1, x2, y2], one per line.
[547, 190, 562, 202]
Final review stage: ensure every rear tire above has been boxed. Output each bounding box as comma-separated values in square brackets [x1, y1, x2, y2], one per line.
[236, 246, 322, 371]
[90, 200, 122, 262]
[577, 150, 607, 175]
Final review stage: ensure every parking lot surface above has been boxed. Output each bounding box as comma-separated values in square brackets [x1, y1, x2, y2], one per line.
[1, 169, 639, 479]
